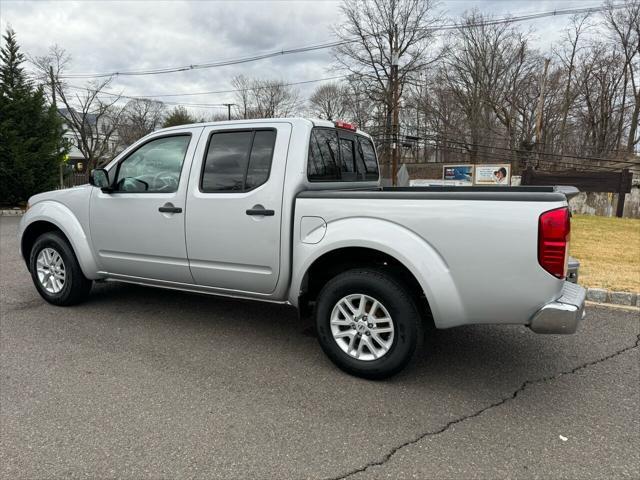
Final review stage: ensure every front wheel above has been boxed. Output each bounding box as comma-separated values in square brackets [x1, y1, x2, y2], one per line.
[29, 232, 92, 306]
[315, 269, 422, 379]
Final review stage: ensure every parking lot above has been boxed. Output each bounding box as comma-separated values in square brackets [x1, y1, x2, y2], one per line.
[1, 215, 638, 479]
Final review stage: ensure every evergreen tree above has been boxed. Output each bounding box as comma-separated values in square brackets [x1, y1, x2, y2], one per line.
[0, 28, 66, 205]
[162, 106, 197, 128]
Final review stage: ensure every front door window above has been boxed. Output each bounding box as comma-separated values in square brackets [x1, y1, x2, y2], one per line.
[115, 135, 190, 193]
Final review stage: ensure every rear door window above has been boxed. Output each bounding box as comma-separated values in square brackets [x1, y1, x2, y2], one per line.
[201, 129, 276, 192]
[246, 130, 276, 190]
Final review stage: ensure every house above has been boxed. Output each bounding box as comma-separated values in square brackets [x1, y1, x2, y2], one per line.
[58, 108, 121, 172]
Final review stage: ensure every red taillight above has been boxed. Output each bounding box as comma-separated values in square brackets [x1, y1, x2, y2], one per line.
[538, 207, 571, 279]
[335, 120, 357, 131]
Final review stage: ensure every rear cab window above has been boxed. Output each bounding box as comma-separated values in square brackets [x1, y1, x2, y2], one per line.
[307, 127, 379, 182]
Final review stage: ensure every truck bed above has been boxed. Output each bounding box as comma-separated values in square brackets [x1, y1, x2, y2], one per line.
[293, 185, 573, 329]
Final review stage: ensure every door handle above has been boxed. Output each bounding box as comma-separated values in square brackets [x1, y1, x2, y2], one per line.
[158, 203, 182, 214]
[246, 205, 275, 216]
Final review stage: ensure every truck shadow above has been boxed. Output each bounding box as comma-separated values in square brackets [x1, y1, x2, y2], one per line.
[84, 280, 586, 389]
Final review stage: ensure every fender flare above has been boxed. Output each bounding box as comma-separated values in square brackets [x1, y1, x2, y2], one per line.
[290, 217, 465, 329]
[19, 201, 101, 280]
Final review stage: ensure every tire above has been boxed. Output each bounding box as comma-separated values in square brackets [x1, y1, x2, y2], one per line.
[315, 268, 423, 379]
[29, 232, 92, 306]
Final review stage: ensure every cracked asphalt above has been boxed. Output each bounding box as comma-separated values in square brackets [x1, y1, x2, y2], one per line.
[1, 216, 639, 479]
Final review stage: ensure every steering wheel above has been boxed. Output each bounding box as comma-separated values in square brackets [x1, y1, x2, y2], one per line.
[152, 171, 178, 192]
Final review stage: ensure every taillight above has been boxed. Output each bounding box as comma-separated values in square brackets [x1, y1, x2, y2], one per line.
[538, 207, 571, 279]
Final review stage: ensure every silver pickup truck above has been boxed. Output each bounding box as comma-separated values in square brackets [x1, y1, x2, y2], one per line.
[18, 118, 586, 378]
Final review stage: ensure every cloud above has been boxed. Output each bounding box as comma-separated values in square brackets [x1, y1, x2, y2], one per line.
[0, 0, 596, 118]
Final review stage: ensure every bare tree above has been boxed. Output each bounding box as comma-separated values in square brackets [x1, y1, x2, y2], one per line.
[232, 76, 300, 118]
[602, 0, 640, 154]
[117, 98, 165, 148]
[33, 46, 125, 169]
[554, 13, 592, 152]
[253, 79, 300, 117]
[333, 0, 441, 175]
[343, 76, 375, 128]
[231, 75, 252, 119]
[574, 42, 629, 156]
[436, 12, 537, 163]
[309, 82, 348, 120]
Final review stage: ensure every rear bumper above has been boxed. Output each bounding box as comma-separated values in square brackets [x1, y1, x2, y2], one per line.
[529, 282, 586, 334]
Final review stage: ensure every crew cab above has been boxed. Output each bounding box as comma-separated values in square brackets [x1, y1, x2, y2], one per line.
[18, 118, 586, 378]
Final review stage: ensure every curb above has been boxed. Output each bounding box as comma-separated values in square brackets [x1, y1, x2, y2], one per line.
[0, 209, 24, 216]
[586, 300, 640, 311]
[586, 287, 640, 308]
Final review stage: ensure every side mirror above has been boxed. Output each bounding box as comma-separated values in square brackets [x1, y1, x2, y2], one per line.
[89, 168, 110, 190]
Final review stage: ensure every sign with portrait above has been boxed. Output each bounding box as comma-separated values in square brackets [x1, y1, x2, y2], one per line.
[474, 164, 511, 185]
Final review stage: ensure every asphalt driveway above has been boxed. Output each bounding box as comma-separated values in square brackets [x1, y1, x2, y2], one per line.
[1, 216, 638, 479]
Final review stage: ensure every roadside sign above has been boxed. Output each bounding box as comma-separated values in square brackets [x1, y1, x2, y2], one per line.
[474, 164, 511, 185]
[443, 165, 473, 184]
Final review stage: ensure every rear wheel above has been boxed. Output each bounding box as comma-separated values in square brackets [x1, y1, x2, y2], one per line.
[315, 268, 422, 379]
[29, 232, 92, 306]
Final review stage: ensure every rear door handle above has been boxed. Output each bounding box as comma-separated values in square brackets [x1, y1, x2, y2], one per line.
[246, 205, 275, 216]
[158, 203, 182, 214]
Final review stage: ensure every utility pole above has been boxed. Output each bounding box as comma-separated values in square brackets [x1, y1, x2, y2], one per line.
[391, 24, 400, 186]
[49, 66, 57, 106]
[49, 66, 64, 188]
[534, 58, 550, 168]
[222, 103, 235, 121]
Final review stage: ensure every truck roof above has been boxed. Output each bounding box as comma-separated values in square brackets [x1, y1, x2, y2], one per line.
[158, 117, 372, 138]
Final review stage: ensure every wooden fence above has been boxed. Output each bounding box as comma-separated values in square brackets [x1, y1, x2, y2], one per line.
[521, 167, 633, 217]
[61, 172, 89, 189]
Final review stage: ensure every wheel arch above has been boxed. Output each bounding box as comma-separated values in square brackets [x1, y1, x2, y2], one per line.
[19, 202, 101, 279]
[21, 220, 65, 265]
[290, 217, 466, 329]
[297, 246, 434, 326]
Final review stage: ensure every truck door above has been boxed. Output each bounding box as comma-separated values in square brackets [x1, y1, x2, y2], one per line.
[90, 130, 201, 283]
[185, 122, 291, 294]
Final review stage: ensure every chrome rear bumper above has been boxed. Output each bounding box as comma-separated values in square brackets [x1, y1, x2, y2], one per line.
[529, 282, 586, 334]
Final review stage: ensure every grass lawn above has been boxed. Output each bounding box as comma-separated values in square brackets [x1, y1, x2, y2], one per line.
[570, 214, 640, 292]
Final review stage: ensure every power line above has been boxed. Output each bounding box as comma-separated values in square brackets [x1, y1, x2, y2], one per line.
[371, 133, 639, 171]
[57, 4, 627, 79]
[65, 74, 347, 99]
[57, 40, 347, 79]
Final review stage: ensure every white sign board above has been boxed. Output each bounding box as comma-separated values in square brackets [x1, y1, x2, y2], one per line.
[474, 164, 511, 185]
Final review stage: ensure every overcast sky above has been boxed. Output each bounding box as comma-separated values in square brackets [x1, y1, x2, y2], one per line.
[1, 0, 603, 117]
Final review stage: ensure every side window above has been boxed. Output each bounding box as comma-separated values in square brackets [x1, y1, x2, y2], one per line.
[307, 128, 340, 181]
[307, 128, 379, 182]
[340, 137, 356, 173]
[201, 129, 276, 193]
[246, 130, 276, 190]
[356, 137, 379, 180]
[115, 135, 190, 193]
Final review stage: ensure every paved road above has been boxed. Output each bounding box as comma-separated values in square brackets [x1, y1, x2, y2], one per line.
[1, 216, 638, 479]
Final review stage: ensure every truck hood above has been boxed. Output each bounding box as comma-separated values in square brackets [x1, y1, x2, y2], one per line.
[28, 184, 92, 207]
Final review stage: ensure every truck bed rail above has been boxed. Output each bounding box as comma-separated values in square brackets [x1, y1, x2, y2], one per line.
[298, 185, 578, 202]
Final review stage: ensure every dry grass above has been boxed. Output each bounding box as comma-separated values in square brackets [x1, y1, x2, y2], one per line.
[570, 214, 640, 292]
